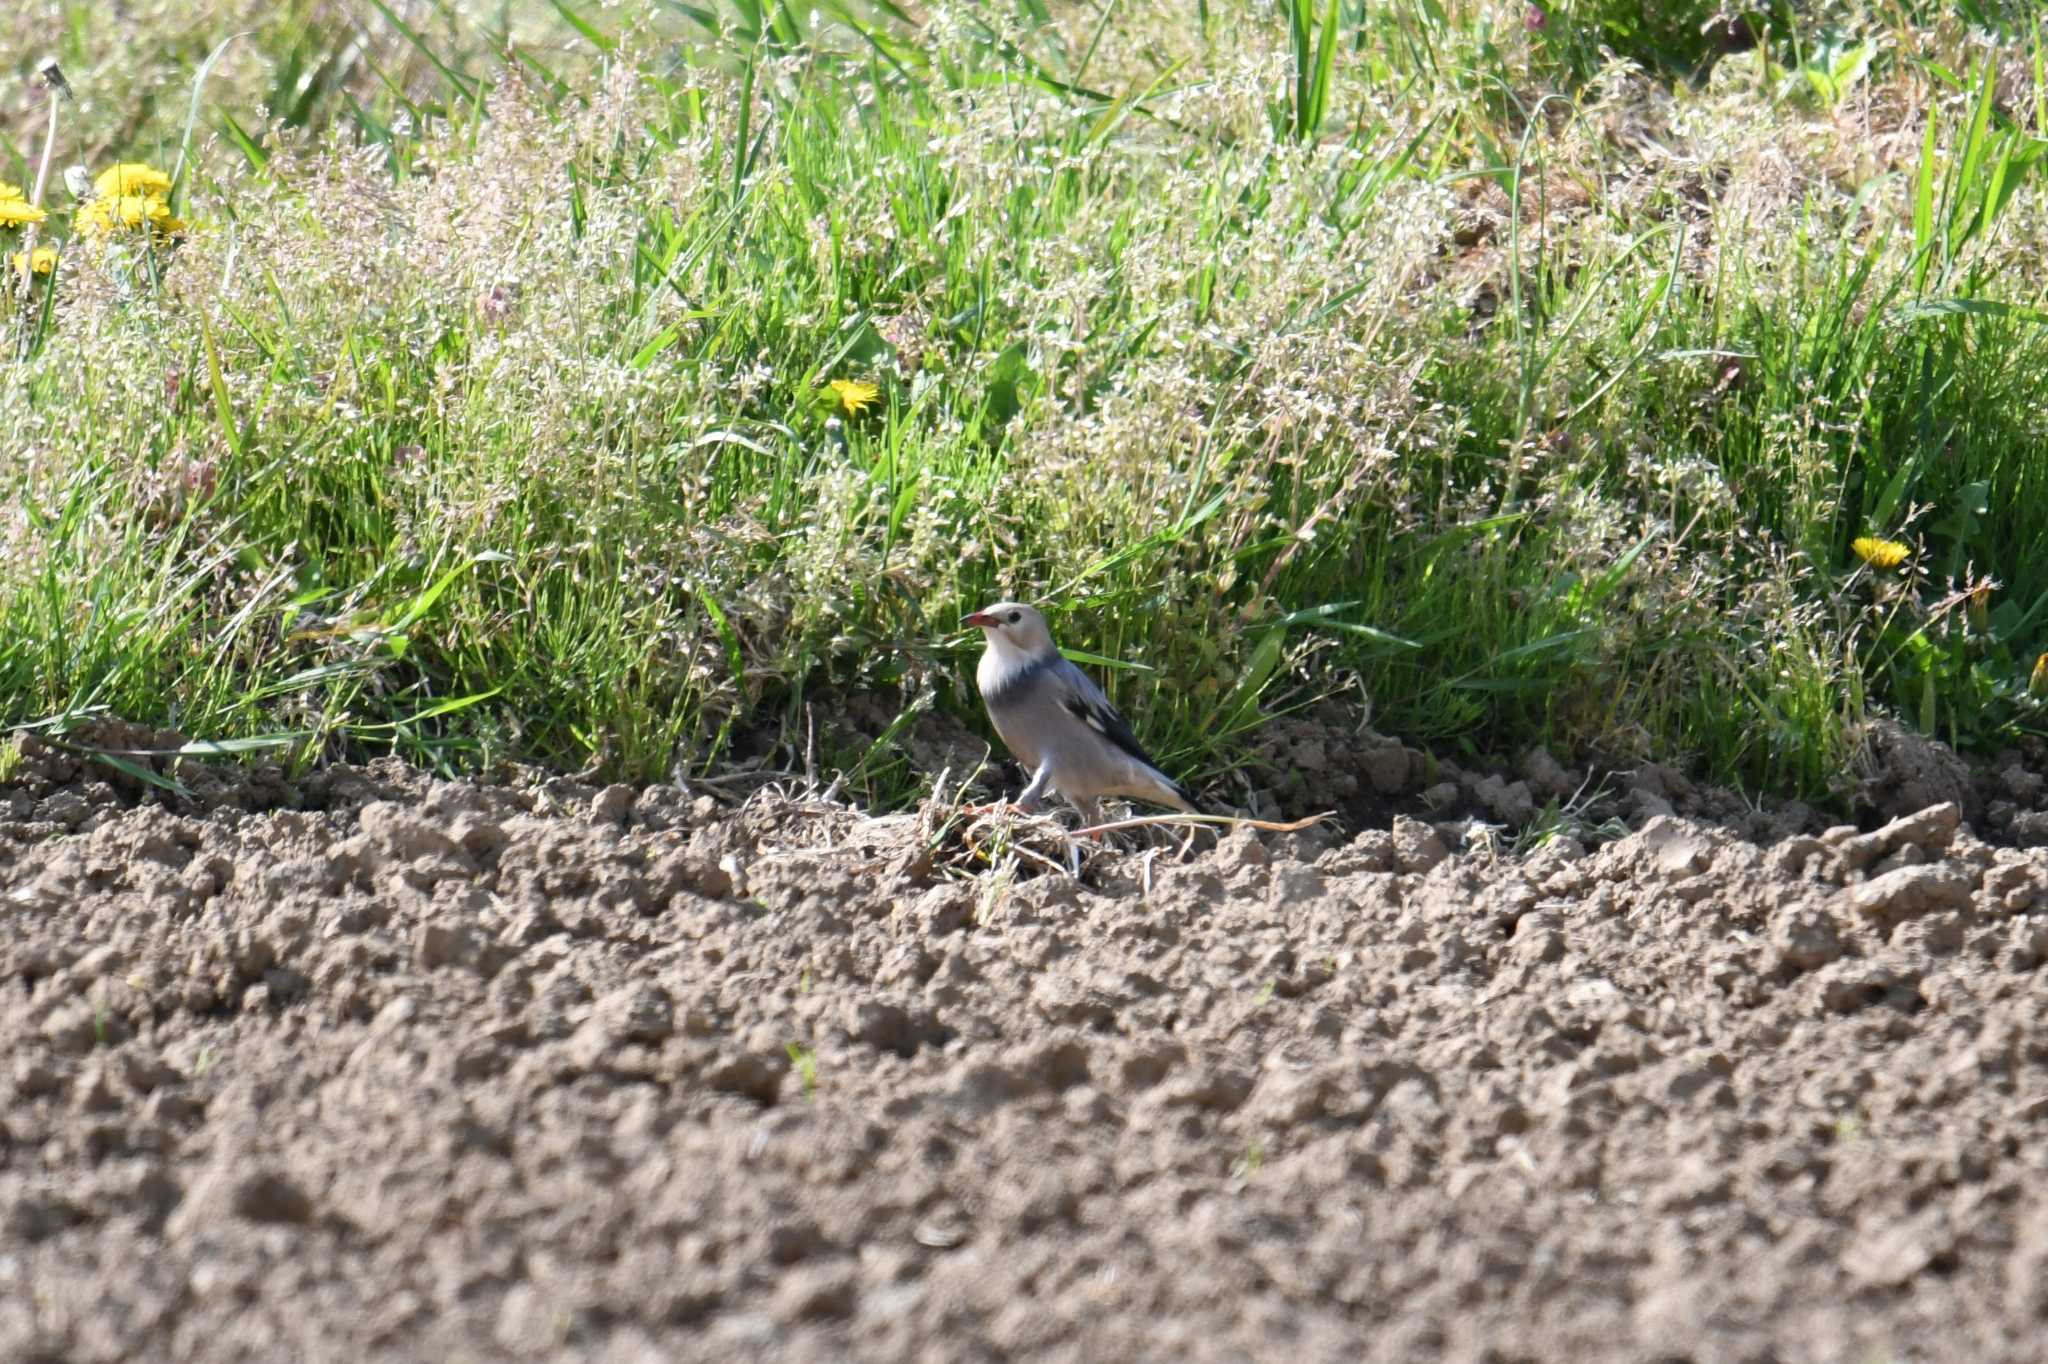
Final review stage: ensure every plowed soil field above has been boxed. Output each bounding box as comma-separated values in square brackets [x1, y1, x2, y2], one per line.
[4, 740, 2048, 1362]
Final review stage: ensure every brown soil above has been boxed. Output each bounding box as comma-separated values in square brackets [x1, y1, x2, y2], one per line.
[4, 736, 2048, 1362]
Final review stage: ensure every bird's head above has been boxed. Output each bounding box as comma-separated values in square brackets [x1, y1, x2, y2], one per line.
[962, 600, 1055, 657]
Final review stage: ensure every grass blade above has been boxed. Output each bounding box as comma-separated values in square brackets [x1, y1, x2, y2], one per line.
[173, 32, 251, 205]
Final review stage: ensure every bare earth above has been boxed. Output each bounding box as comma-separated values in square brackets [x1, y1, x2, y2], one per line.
[4, 735, 2048, 1363]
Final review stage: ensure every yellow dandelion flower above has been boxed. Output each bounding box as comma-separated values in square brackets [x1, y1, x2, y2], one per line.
[0, 182, 21, 201]
[93, 163, 172, 199]
[78, 194, 183, 240]
[0, 197, 47, 226]
[1851, 536, 1909, 569]
[827, 378, 881, 416]
[9, 246, 57, 277]
[2033, 653, 2048, 698]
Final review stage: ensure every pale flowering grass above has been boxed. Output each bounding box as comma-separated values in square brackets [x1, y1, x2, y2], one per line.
[1, 1, 2047, 805]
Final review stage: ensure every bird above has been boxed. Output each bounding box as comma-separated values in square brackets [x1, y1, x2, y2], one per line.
[961, 600, 1198, 828]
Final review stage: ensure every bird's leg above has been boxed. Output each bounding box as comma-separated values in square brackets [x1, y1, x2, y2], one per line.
[1013, 760, 1055, 813]
[959, 762, 1054, 818]
[1070, 796, 1106, 842]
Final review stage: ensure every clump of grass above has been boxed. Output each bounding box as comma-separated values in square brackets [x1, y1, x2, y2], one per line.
[3, 2, 2048, 811]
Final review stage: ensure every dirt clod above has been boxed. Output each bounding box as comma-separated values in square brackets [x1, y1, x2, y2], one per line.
[1840, 863, 1975, 927]
[1390, 815, 1448, 873]
[1841, 800, 1962, 870]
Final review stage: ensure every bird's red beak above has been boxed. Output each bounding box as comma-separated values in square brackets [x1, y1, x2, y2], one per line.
[961, 611, 995, 629]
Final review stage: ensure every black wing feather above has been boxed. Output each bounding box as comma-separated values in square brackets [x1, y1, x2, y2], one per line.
[1060, 691, 1157, 769]
[1059, 689, 1199, 807]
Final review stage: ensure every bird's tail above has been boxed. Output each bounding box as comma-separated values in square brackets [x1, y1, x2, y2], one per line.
[1147, 767, 1201, 815]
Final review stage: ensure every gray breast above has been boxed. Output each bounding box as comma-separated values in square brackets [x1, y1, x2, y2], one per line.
[982, 652, 1060, 708]
[981, 652, 1064, 770]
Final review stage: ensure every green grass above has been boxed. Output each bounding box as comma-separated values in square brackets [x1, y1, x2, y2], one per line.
[4, 1, 2048, 809]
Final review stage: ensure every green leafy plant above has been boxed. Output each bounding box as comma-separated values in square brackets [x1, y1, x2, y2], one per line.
[786, 1042, 819, 1100]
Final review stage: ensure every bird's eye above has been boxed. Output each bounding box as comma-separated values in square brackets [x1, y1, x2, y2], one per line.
[1006, 611, 1021, 624]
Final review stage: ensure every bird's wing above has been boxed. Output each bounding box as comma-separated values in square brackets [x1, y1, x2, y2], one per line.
[1050, 656, 1174, 778]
